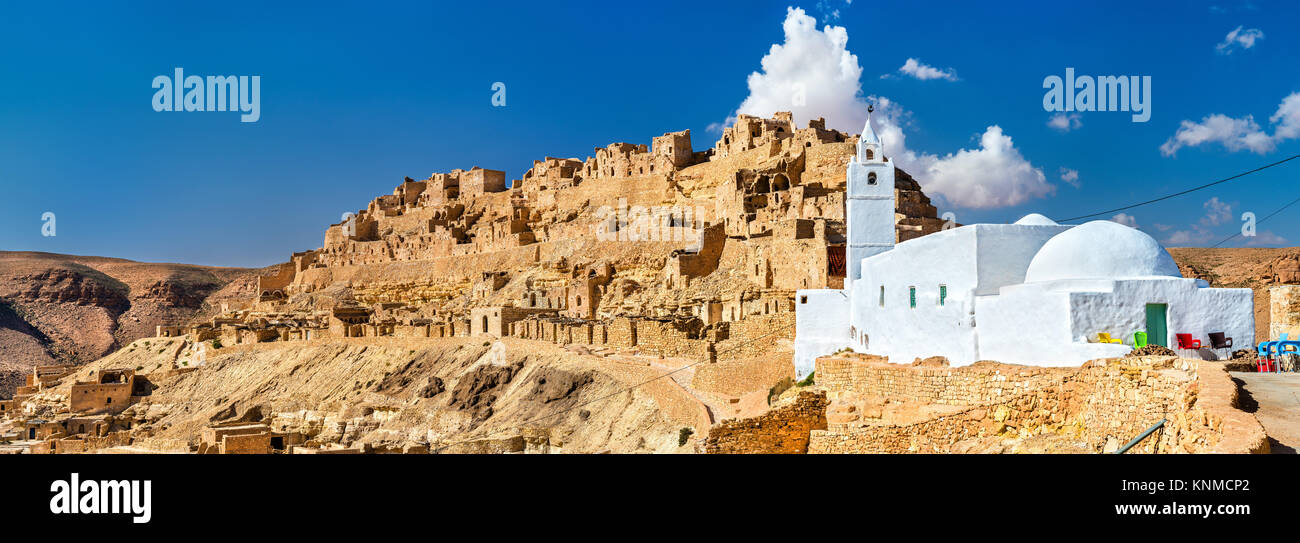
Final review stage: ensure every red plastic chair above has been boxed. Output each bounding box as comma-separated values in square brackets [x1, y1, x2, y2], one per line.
[1175, 334, 1201, 350]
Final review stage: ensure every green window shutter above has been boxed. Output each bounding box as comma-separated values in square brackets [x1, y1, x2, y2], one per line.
[939, 285, 947, 306]
[909, 286, 916, 308]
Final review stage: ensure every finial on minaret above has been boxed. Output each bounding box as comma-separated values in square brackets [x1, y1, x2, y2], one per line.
[867, 103, 874, 114]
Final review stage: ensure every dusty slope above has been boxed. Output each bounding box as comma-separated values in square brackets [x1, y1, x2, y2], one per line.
[0, 251, 264, 395]
[35, 336, 711, 453]
[1168, 246, 1300, 343]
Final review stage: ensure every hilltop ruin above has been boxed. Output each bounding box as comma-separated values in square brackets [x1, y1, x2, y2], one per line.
[168, 112, 946, 353]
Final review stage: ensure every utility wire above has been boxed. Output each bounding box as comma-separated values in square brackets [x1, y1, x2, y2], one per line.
[1211, 193, 1300, 248]
[1058, 154, 1300, 223]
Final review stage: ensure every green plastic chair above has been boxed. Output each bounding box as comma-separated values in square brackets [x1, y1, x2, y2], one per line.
[1134, 331, 1148, 348]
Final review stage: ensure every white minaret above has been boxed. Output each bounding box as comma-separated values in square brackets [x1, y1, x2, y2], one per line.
[845, 105, 895, 291]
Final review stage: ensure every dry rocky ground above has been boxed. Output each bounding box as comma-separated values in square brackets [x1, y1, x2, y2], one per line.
[17, 335, 720, 453]
[0, 251, 264, 395]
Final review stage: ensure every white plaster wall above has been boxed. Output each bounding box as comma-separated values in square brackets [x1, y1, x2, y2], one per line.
[975, 283, 1127, 366]
[794, 289, 850, 378]
[978, 277, 1252, 365]
[845, 159, 894, 284]
[846, 224, 1071, 366]
[973, 224, 1071, 295]
[1069, 278, 1253, 358]
[849, 227, 981, 364]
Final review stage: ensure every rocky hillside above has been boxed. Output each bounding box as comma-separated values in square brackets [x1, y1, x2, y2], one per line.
[1168, 246, 1300, 344]
[0, 251, 264, 395]
[23, 336, 710, 453]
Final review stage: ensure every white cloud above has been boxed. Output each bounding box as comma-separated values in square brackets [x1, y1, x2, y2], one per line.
[1161, 92, 1300, 156]
[1047, 112, 1081, 132]
[1160, 114, 1273, 156]
[1059, 167, 1080, 188]
[1244, 230, 1288, 246]
[724, 7, 1051, 209]
[1216, 25, 1264, 54]
[1164, 229, 1203, 246]
[1202, 196, 1232, 226]
[895, 58, 958, 81]
[1270, 92, 1300, 141]
[731, 7, 868, 134]
[868, 98, 1053, 208]
[1162, 197, 1236, 246]
[1112, 213, 1139, 228]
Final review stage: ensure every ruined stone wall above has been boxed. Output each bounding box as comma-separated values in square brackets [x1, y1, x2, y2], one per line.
[69, 383, 134, 414]
[815, 355, 1073, 406]
[716, 313, 795, 360]
[221, 432, 271, 454]
[704, 391, 828, 453]
[692, 354, 794, 396]
[632, 319, 710, 360]
[806, 357, 1268, 454]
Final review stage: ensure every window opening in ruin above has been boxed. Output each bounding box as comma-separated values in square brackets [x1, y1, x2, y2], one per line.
[865, 149, 874, 160]
[800, 296, 808, 304]
[879, 286, 885, 307]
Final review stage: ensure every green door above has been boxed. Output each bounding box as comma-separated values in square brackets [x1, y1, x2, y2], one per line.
[1145, 304, 1168, 347]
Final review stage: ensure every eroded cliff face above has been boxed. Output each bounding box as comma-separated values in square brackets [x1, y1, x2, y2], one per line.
[0, 252, 263, 394]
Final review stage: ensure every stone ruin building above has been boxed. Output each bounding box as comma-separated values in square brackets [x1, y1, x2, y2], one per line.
[136, 111, 947, 359]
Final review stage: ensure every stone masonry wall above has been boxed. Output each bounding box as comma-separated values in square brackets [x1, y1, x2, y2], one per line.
[704, 391, 827, 454]
[806, 356, 1269, 454]
[816, 354, 1073, 406]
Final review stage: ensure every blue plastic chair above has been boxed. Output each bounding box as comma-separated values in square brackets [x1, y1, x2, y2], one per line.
[1259, 333, 1285, 359]
[1271, 334, 1300, 373]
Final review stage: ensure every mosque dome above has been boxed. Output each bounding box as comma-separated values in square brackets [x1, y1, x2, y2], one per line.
[1014, 213, 1058, 225]
[1024, 220, 1181, 282]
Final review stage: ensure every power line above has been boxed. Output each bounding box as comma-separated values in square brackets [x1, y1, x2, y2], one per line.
[1058, 154, 1300, 223]
[1212, 193, 1300, 248]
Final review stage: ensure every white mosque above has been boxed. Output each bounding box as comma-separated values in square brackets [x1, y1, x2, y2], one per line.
[792, 108, 1255, 377]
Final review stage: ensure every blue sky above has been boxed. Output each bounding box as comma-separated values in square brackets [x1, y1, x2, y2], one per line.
[1, 0, 1297, 267]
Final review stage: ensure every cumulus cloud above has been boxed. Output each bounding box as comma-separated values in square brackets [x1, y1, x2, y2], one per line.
[1270, 92, 1300, 141]
[1111, 213, 1139, 228]
[1202, 196, 1232, 226]
[1216, 25, 1264, 54]
[1160, 92, 1300, 156]
[1047, 112, 1081, 132]
[722, 7, 1051, 209]
[1159, 114, 1273, 156]
[1164, 229, 1202, 246]
[1059, 167, 1080, 188]
[1244, 230, 1288, 246]
[731, 7, 868, 133]
[894, 58, 959, 81]
[1163, 197, 1236, 246]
